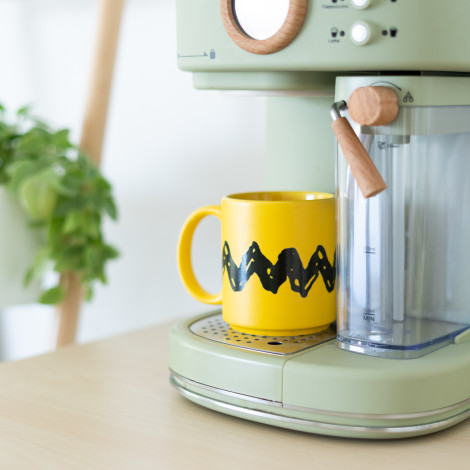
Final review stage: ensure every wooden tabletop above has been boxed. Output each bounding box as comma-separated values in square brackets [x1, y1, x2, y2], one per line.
[0, 321, 469, 470]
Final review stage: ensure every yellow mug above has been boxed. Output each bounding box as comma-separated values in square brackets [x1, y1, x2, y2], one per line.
[177, 191, 336, 336]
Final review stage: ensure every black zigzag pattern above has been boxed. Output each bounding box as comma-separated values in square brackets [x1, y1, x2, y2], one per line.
[222, 241, 335, 298]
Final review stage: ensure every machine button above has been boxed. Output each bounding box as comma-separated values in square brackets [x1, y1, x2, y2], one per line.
[350, 22, 371, 45]
[351, 0, 371, 9]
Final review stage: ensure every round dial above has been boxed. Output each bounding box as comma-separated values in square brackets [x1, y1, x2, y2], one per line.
[350, 22, 371, 45]
[351, 0, 371, 9]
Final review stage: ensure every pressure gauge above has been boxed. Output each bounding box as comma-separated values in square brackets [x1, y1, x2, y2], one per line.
[233, 0, 289, 40]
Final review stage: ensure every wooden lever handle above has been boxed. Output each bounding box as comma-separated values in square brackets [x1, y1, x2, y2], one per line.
[332, 117, 387, 198]
[348, 86, 399, 126]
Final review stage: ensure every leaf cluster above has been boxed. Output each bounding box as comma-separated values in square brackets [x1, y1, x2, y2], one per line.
[0, 105, 119, 304]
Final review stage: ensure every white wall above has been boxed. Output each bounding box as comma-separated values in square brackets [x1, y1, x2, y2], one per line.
[0, 0, 265, 360]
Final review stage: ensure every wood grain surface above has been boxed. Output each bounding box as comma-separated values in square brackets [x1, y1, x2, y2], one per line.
[220, 0, 308, 54]
[332, 117, 387, 198]
[348, 86, 399, 126]
[1, 321, 470, 469]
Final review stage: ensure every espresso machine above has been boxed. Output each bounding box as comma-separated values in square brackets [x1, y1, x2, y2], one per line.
[169, 0, 470, 438]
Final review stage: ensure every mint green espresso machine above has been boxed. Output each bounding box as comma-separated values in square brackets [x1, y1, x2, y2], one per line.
[169, 0, 470, 438]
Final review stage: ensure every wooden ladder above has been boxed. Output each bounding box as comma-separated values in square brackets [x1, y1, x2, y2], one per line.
[55, 0, 126, 347]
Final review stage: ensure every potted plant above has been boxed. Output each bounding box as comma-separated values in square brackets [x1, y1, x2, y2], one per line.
[0, 105, 118, 306]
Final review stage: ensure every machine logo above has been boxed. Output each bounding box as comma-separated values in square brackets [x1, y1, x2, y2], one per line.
[377, 141, 399, 150]
[222, 241, 335, 297]
[403, 92, 414, 103]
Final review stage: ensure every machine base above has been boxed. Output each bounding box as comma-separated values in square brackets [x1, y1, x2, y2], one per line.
[169, 311, 470, 439]
[170, 372, 470, 439]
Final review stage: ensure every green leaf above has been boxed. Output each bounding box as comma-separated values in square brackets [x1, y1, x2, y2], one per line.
[53, 197, 88, 216]
[103, 198, 118, 220]
[18, 173, 58, 222]
[62, 212, 83, 234]
[16, 105, 31, 117]
[39, 286, 66, 304]
[103, 244, 119, 259]
[6, 160, 39, 192]
[85, 285, 94, 301]
[24, 247, 50, 285]
[52, 129, 71, 150]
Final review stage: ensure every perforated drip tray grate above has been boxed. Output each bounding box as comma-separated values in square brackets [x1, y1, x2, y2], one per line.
[189, 313, 336, 355]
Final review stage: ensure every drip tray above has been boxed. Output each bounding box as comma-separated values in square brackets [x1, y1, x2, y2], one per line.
[189, 313, 336, 355]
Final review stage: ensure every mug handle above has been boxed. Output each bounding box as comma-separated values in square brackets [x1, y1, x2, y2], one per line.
[177, 205, 222, 304]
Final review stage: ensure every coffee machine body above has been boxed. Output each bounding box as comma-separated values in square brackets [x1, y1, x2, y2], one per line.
[169, 0, 470, 438]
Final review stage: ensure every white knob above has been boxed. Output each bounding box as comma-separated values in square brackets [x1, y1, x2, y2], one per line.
[351, 0, 371, 9]
[351, 22, 371, 45]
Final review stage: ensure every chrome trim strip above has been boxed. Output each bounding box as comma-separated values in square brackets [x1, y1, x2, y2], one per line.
[170, 371, 282, 407]
[170, 373, 470, 436]
[171, 370, 470, 421]
[283, 398, 470, 420]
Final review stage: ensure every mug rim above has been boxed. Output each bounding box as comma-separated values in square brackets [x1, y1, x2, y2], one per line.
[225, 191, 334, 203]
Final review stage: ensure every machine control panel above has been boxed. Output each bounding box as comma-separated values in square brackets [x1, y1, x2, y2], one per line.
[176, 0, 470, 81]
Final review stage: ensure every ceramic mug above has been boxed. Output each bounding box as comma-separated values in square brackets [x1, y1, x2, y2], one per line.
[177, 191, 336, 336]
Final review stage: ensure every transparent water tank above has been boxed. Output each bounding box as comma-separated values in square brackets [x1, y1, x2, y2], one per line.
[336, 105, 470, 358]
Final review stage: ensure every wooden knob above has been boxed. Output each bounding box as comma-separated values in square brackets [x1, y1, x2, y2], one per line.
[332, 117, 387, 198]
[348, 86, 399, 126]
